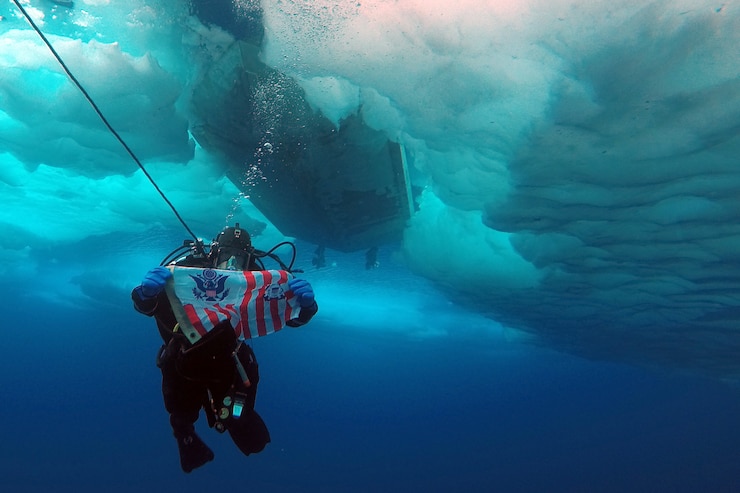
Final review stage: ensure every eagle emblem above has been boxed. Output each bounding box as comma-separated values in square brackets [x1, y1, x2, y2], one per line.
[190, 269, 230, 302]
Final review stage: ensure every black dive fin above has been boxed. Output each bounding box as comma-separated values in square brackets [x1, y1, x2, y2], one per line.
[175, 431, 214, 473]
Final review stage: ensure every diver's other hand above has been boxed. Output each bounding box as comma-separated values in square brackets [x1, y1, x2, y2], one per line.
[139, 266, 172, 299]
[288, 278, 315, 307]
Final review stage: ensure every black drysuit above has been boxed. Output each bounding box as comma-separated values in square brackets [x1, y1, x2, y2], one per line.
[132, 260, 318, 458]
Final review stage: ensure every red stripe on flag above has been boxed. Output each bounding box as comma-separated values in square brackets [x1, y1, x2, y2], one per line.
[215, 303, 239, 337]
[183, 304, 208, 336]
[255, 271, 270, 337]
[203, 308, 221, 327]
[241, 271, 256, 339]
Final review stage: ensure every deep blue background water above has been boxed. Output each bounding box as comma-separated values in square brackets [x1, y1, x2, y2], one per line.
[3, 285, 740, 492]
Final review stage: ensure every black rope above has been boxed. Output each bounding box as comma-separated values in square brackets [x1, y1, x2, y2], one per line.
[11, 0, 199, 242]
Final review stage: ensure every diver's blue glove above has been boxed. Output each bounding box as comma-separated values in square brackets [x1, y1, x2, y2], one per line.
[288, 278, 315, 308]
[139, 266, 172, 299]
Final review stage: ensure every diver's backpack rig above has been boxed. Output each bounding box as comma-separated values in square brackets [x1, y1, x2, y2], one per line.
[159, 223, 300, 273]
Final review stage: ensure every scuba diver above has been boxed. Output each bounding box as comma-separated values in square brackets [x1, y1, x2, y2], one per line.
[132, 223, 318, 473]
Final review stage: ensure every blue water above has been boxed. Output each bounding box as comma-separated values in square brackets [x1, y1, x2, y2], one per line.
[2, 250, 740, 492]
